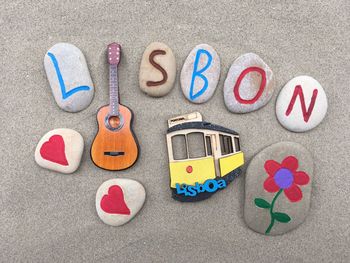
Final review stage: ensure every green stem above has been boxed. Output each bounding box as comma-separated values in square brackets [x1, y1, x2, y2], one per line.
[265, 189, 283, 235]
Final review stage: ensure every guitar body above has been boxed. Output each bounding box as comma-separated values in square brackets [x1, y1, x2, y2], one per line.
[91, 104, 139, 170]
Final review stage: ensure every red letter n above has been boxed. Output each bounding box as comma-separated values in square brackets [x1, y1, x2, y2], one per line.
[285, 85, 318, 123]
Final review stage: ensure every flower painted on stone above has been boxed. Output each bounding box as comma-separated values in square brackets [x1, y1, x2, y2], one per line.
[263, 156, 310, 202]
[254, 156, 310, 235]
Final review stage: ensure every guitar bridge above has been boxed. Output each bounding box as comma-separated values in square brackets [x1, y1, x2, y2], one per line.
[104, 151, 125, 156]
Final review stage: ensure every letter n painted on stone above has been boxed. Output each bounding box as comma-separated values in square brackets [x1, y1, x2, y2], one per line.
[189, 49, 212, 100]
[285, 85, 318, 122]
[233, 67, 266, 104]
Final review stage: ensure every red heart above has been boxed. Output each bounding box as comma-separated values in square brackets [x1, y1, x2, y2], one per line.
[100, 185, 131, 215]
[40, 135, 69, 166]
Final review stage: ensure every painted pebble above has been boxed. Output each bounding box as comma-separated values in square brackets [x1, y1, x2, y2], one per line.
[139, 42, 176, 97]
[244, 141, 313, 235]
[44, 43, 94, 112]
[96, 179, 146, 226]
[224, 53, 275, 113]
[276, 76, 327, 132]
[180, 44, 220, 104]
[35, 128, 84, 174]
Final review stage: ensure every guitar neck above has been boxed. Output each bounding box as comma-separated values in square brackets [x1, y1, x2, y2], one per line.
[109, 64, 119, 115]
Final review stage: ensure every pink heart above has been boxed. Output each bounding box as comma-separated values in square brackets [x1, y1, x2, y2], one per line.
[40, 135, 69, 166]
[100, 185, 131, 215]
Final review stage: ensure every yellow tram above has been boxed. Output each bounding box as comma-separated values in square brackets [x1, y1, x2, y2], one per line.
[166, 112, 244, 201]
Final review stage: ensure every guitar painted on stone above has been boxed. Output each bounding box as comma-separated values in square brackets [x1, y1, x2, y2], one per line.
[91, 43, 139, 171]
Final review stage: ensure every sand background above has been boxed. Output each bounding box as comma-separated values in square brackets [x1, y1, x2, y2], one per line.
[1, 1, 349, 262]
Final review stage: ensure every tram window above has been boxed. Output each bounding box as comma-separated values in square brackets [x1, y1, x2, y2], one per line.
[187, 132, 206, 158]
[220, 135, 233, 155]
[205, 136, 212, 156]
[234, 137, 241, 151]
[171, 135, 187, 160]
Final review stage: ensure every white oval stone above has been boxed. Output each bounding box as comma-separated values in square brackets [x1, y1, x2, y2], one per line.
[244, 141, 313, 235]
[96, 179, 146, 226]
[276, 76, 328, 132]
[44, 43, 94, 112]
[180, 44, 220, 104]
[35, 128, 84, 174]
[224, 53, 275, 113]
[139, 42, 176, 97]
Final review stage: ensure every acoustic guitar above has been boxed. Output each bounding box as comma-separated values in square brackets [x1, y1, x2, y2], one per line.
[91, 43, 139, 171]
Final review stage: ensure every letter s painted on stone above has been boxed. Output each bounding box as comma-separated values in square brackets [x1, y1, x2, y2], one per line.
[146, 50, 168, 87]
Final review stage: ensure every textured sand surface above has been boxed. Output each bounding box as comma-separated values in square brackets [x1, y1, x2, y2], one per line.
[1, 1, 349, 262]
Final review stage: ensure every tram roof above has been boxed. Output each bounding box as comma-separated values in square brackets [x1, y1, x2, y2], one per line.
[167, 121, 239, 135]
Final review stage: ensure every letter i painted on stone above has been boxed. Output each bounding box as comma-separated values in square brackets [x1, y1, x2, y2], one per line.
[189, 49, 212, 100]
[47, 52, 91, 100]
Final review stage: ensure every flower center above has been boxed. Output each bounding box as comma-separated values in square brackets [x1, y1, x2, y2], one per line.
[274, 168, 294, 189]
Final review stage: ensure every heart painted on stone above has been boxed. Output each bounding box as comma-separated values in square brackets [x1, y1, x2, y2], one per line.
[100, 185, 131, 215]
[40, 135, 69, 166]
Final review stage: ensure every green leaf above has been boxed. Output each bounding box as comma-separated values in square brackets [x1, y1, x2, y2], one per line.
[254, 198, 270, 209]
[273, 212, 291, 223]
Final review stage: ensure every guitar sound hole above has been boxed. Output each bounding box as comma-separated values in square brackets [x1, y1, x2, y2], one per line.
[108, 116, 121, 129]
[104, 113, 124, 131]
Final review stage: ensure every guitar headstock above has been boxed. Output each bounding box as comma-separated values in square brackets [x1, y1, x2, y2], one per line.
[107, 43, 121, 65]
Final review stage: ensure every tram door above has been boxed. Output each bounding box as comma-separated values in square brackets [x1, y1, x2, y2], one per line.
[207, 134, 220, 178]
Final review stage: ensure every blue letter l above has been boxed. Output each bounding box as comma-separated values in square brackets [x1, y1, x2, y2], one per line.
[47, 52, 90, 100]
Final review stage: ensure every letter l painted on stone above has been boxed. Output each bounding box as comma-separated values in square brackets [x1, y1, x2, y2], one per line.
[47, 52, 91, 100]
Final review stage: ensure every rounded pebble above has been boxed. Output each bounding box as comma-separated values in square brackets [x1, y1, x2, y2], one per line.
[276, 75, 327, 132]
[35, 128, 84, 174]
[44, 43, 94, 112]
[139, 42, 176, 97]
[224, 53, 275, 113]
[96, 178, 146, 226]
[244, 141, 313, 235]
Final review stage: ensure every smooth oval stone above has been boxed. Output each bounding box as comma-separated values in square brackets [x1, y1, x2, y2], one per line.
[244, 141, 313, 235]
[224, 53, 275, 113]
[96, 178, 146, 226]
[180, 44, 220, 104]
[276, 76, 328, 132]
[35, 128, 84, 174]
[44, 43, 94, 112]
[139, 42, 176, 97]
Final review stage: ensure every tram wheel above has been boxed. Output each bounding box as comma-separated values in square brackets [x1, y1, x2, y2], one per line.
[227, 174, 235, 182]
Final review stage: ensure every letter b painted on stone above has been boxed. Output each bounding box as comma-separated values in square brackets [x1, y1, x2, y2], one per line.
[189, 49, 212, 100]
[181, 44, 221, 104]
